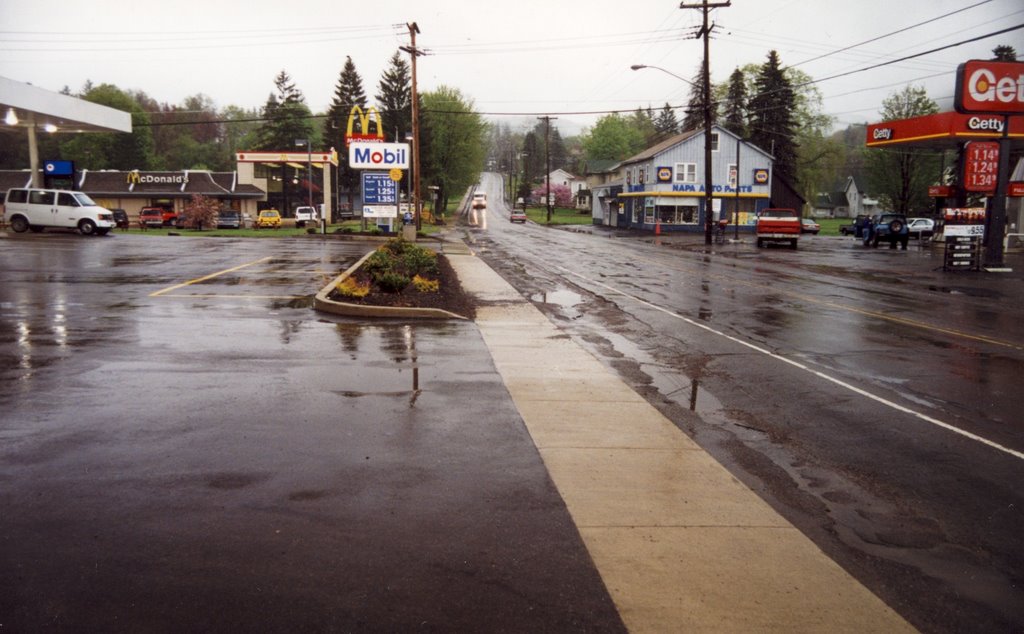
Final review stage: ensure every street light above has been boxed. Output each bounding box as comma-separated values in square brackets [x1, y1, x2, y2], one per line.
[631, 63, 715, 244]
[294, 139, 321, 234]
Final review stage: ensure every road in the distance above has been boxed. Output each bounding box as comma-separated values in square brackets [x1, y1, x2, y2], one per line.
[469, 173, 1024, 633]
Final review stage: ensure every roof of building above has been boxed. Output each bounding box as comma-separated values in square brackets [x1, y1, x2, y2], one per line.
[0, 170, 264, 198]
[584, 160, 620, 175]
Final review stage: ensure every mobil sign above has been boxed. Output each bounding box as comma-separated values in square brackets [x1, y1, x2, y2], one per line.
[955, 60, 1024, 114]
[348, 142, 409, 169]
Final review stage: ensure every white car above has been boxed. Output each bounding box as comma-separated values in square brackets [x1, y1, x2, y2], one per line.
[906, 217, 935, 239]
[294, 206, 318, 227]
[3, 187, 115, 236]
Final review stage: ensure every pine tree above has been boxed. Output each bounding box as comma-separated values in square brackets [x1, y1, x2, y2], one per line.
[748, 51, 798, 185]
[681, 64, 715, 131]
[325, 57, 368, 148]
[722, 68, 747, 138]
[253, 70, 314, 151]
[324, 57, 368, 212]
[653, 103, 679, 140]
[376, 51, 412, 143]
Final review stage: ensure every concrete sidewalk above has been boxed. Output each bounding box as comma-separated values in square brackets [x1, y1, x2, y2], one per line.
[447, 244, 916, 632]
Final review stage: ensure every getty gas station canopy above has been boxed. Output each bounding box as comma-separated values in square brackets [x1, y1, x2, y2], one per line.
[865, 111, 1024, 151]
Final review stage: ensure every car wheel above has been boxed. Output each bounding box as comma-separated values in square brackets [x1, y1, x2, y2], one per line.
[96, 228, 110, 236]
[756, 238, 764, 248]
[78, 219, 97, 235]
[889, 220, 904, 233]
[10, 216, 30, 233]
[872, 235, 880, 248]
[790, 239, 798, 249]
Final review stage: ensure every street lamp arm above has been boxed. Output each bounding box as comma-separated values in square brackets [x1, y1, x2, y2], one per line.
[630, 64, 698, 88]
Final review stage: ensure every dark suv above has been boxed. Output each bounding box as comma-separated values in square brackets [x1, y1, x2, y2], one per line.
[864, 213, 910, 250]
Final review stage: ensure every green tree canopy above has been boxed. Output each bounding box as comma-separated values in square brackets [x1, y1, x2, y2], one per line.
[865, 85, 941, 214]
[376, 51, 412, 143]
[722, 68, 747, 138]
[254, 70, 315, 152]
[748, 50, 799, 186]
[325, 57, 367, 208]
[59, 84, 155, 170]
[420, 86, 487, 213]
[653, 103, 679, 140]
[581, 113, 646, 162]
[681, 64, 715, 132]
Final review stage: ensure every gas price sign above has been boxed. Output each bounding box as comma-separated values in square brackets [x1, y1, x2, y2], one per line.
[963, 141, 999, 192]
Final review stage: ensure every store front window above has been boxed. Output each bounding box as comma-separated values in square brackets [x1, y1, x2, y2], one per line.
[656, 204, 698, 224]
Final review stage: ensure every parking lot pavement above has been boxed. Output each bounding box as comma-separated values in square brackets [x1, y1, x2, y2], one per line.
[0, 235, 624, 632]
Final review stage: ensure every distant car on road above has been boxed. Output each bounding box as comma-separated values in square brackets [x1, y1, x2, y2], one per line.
[907, 217, 935, 239]
[800, 218, 821, 234]
[510, 209, 527, 223]
[256, 209, 282, 229]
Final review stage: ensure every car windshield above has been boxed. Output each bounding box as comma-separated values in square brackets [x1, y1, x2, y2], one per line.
[71, 192, 97, 206]
[261, 211, 276, 217]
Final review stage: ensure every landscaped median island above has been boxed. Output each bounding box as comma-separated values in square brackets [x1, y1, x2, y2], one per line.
[314, 238, 476, 320]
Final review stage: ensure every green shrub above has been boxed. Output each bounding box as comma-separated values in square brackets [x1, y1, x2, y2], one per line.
[363, 250, 397, 278]
[402, 248, 438, 276]
[376, 271, 411, 293]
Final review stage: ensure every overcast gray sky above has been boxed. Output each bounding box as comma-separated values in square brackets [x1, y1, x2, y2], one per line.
[1, 0, 1021, 136]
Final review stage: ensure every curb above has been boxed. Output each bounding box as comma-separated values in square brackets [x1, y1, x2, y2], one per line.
[313, 249, 469, 320]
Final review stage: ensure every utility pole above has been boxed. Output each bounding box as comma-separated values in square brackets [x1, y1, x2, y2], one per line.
[400, 22, 425, 230]
[680, 0, 730, 245]
[537, 115, 557, 223]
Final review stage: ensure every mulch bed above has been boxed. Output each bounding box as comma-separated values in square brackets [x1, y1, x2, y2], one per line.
[327, 253, 477, 319]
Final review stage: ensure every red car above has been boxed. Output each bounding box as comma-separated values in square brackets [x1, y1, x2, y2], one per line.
[139, 206, 176, 227]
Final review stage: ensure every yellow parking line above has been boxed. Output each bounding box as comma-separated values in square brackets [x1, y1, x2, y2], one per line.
[149, 256, 273, 297]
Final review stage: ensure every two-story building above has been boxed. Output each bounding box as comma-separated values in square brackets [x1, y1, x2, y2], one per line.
[591, 126, 774, 231]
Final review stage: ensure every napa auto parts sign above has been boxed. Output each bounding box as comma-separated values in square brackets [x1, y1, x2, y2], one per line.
[955, 60, 1024, 114]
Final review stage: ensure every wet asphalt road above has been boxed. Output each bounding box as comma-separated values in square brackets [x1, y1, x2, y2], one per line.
[471, 173, 1024, 633]
[0, 233, 624, 632]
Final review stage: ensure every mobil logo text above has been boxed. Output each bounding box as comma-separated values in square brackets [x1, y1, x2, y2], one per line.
[349, 142, 410, 169]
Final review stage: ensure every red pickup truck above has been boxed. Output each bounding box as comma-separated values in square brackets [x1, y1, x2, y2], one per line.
[756, 208, 801, 249]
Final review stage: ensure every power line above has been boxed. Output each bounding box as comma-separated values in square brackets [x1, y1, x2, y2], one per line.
[788, 0, 995, 68]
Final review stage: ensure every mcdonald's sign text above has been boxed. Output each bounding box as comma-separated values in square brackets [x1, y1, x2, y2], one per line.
[348, 142, 410, 169]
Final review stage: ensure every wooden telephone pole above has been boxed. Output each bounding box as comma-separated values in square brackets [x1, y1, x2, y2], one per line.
[680, 0, 730, 244]
[537, 115, 557, 223]
[400, 22, 425, 230]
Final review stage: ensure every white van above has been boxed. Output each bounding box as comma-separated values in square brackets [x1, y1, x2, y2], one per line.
[3, 187, 116, 236]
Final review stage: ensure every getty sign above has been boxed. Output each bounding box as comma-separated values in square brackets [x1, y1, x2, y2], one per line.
[955, 60, 1024, 115]
[348, 142, 409, 169]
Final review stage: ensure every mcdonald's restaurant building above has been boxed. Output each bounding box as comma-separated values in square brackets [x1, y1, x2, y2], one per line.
[0, 168, 265, 223]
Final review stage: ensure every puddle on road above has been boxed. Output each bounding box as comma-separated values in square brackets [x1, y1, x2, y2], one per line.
[530, 288, 584, 320]
[320, 322, 466, 408]
[586, 328, 728, 423]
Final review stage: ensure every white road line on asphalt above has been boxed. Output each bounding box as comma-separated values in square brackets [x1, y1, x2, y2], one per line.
[558, 265, 1024, 463]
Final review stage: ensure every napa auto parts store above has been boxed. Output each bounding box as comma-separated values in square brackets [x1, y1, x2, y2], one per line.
[865, 59, 1024, 269]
